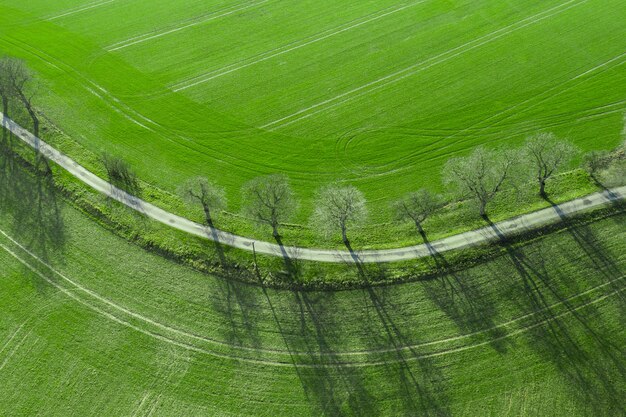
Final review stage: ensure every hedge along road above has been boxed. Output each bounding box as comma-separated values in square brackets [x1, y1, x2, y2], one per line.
[2, 113, 625, 264]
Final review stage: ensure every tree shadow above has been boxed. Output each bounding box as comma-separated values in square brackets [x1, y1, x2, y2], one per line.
[419, 228, 511, 353]
[486, 216, 626, 414]
[205, 218, 229, 267]
[343, 238, 366, 280]
[0, 143, 66, 292]
[365, 286, 451, 416]
[274, 235, 301, 280]
[543, 197, 626, 313]
[208, 277, 263, 351]
[290, 291, 378, 416]
[258, 282, 453, 416]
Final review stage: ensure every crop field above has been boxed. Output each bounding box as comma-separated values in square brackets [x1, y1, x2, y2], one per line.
[0, 139, 625, 416]
[0, 0, 625, 228]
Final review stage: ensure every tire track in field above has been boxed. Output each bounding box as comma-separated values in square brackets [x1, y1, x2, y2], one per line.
[131, 392, 153, 417]
[0, 243, 297, 367]
[4, 37, 334, 180]
[0, 329, 35, 372]
[0, 297, 58, 373]
[333, 51, 626, 180]
[386, 52, 626, 173]
[106, 0, 271, 52]
[0, 37, 308, 178]
[261, 0, 589, 131]
[0, 322, 27, 358]
[3, 105, 626, 264]
[1, 229, 623, 368]
[144, 394, 162, 417]
[47, 0, 118, 21]
[171, 0, 429, 92]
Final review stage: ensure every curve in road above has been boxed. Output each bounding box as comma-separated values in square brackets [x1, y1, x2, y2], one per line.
[2, 113, 624, 263]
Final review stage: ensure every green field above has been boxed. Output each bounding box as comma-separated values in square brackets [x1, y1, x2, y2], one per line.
[0, 0, 624, 238]
[1, 132, 625, 415]
[1, 3, 626, 415]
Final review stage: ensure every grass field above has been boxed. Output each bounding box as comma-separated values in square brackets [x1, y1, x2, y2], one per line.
[0, 0, 624, 236]
[1, 136, 625, 416]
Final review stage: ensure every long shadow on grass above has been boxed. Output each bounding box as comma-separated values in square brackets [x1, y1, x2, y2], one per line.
[274, 235, 301, 280]
[419, 229, 511, 354]
[365, 285, 451, 416]
[209, 278, 263, 350]
[0, 142, 65, 291]
[260, 283, 451, 416]
[258, 287, 375, 416]
[487, 218, 626, 415]
[545, 197, 626, 313]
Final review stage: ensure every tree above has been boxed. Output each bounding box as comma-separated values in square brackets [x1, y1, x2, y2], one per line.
[5, 59, 39, 137]
[583, 150, 611, 182]
[443, 146, 517, 217]
[179, 177, 226, 226]
[241, 174, 297, 238]
[392, 189, 444, 236]
[0, 59, 10, 112]
[102, 153, 140, 195]
[311, 184, 367, 245]
[619, 112, 626, 153]
[0, 57, 16, 143]
[523, 133, 578, 198]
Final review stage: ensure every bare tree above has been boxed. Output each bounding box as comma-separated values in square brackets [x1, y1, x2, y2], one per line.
[523, 133, 578, 198]
[0, 59, 9, 111]
[0, 57, 16, 143]
[179, 177, 226, 226]
[102, 153, 140, 195]
[622, 112, 626, 147]
[5, 59, 39, 137]
[443, 146, 517, 217]
[311, 184, 368, 245]
[241, 174, 297, 238]
[392, 189, 444, 236]
[583, 150, 611, 183]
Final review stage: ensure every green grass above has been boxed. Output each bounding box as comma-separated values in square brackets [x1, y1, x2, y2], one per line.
[0, 137, 625, 416]
[0, 0, 624, 247]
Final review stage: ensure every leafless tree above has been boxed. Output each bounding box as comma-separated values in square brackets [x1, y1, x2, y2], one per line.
[523, 133, 578, 198]
[242, 174, 297, 238]
[102, 153, 140, 195]
[392, 189, 444, 236]
[311, 184, 367, 245]
[0, 57, 16, 143]
[583, 150, 611, 183]
[0, 60, 8, 108]
[622, 112, 626, 147]
[443, 146, 517, 217]
[179, 177, 226, 226]
[5, 59, 39, 137]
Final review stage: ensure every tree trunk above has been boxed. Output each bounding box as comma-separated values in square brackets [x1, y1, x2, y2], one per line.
[415, 220, 425, 239]
[1, 96, 7, 143]
[479, 201, 487, 218]
[341, 225, 348, 245]
[203, 205, 212, 227]
[272, 223, 279, 238]
[539, 179, 546, 198]
[27, 106, 39, 138]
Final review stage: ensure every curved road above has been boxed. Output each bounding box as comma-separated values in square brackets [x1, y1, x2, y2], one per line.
[2, 113, 624, 263]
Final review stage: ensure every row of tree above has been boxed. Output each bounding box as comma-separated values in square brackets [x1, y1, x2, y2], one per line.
[2, 56, 618, 247]
[181, 174, 368, 245]
[180, 133, 592, 245]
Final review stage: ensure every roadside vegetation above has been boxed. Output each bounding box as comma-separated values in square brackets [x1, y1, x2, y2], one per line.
[1, 2, 624, 415]
[1, 0, 624, 247]
[1, 57, 625, 288]
[0, 144, 624, 415]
